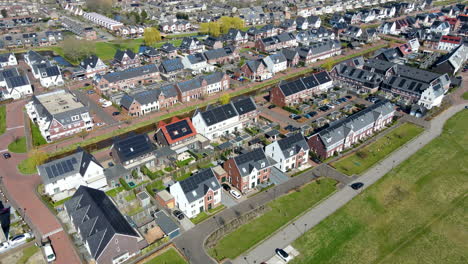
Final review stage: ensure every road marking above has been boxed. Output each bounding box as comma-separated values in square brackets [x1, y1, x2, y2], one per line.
[0, 149, 7, 153]
[7, 126, 24, 130]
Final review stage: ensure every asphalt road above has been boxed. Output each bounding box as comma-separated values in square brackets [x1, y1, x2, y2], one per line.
[234, 103, 468, 264]
[73, 90, 117, 125]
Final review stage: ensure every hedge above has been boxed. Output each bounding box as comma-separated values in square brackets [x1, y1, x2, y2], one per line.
[282, 106, 301, 114]
[119, 178, 132, 191]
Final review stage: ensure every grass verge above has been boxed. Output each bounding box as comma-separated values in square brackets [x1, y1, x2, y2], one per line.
[331, 123, 424, 175]
[191, 205, 226, 225]
[0, 105, 5, 135]
[8, 137, 27, 153]
[462, 91, 468, 100]
[18, 245, 39, 264]
[291, 110, 468, 264]
[144, 248, 187, 264]
[209, 178, 337, 261]
[18, 157, 37, 174]
[30, 121, 47, 146]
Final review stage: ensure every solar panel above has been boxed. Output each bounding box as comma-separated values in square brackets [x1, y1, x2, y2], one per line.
[398, 79, 407, 87]
[166, 119, 193, 140]
[56, 162, 64, 175]
[71, 157, 77, 164]
[45, 167, 53, 178]
[66, 159, 74, 171]
[51, 165, 59, 178]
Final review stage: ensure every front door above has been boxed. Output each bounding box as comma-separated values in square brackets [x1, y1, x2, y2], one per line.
[199, 206, 204, 213]
[208, 203, 212, 210]
[251, 182, 255, 188]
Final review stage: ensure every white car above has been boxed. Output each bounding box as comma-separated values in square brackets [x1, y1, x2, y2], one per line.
[98, 98, 107, 103]
[0, 241, 10, 253]
[276, 248, 292, 262]
[102, 101, 112, 108]
[96, 122, 105, 127]
[230, 190, 242, 199]
[9, 233, 31, 246]
[43, 242, 56, 263]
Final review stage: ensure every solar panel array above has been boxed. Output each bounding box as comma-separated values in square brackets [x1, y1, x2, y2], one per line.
[166, 119, 193, 140]
[7, 75, 29, 87]
[179, 169, 216, 200]
[314, 71, 331, 84]
[233, 98, 256, 115]
[201, 104, 237, 126]
[45, 66, 60, 77]
[116, 134, 153, 161]
[162, 58, 183, 72]
[301, 75, 319, 89]
[280, 79, 306, 96]
[1, 68, 17, 79]
[44, 156, 78, 179]
[235, 148, 265, 165]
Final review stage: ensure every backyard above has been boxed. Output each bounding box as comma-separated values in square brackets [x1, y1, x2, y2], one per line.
[291, 111, 468, 264]
[208, 178, 337, 261]
[144, 248, 187, 264]
[331, 123, 424, 175]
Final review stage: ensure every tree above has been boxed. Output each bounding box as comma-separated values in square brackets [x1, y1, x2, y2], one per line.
[219, 93, 231, 105]
[61, 36, 96, 62]
[1, 9, 7, 18]
[141, 10, 148, 22]
[86, 0, 113, 12]
[143, 27, 161, 46]
[321, 60, 335, 71]
[133, 12, 141, 24]
[29, 149, 48, 167]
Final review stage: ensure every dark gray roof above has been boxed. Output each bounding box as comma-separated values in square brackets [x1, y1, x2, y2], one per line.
[234, 148, 271, 177]
[297, 40, 340, 57]
[364, 58, 396, 74]
[317, 100, 394, 148]
[102, 64, 158, 83]
[186, 53, 206, 64]
[281, 48, 299, 61]
[160, 43, 177, 53]
[278, 72, 322, 96]
[6, 75, 30, 88]
[121, 90, 160, 109]
[80, 55, 101, 69]
[204, 36, 221, 47]
[154, 210, 179, 235]
[177, 78, 202, 92]
[160, 84, 179, 98]
[159, 58, 184, 73]
[276, 133, 309, 158]
[381, 75, 430, 95]
[25, 50, 46, 65]
[38, 148, 101, 185]
[314, 71, 332, 84]
[39, 65, 61, 77]
[334, 64, 383, 89]
[114, 49, 137, 62]
[177, 168, 220, 203]
[64, 186, 138, 260]
[261, 32, 295, 46]
[154, 146, 177, 158]
[112, 133, 155, 163]
[0, 68, 19, 82]
[395, 64, 442, 83]
[179, 37, 201, 50]
[0, 53, 13, 63]
[203, 46, 236, 60]
[199, 71, 225, 85]
[200, 102, 237, 126]
[232, 97, 257, 115]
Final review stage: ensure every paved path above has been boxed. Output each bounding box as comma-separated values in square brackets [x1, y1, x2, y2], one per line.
[233, 102, 468, 264]
[73, 90, 117, 125]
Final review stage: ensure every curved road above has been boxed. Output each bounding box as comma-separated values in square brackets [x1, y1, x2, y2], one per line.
[0, 100, 80, 264]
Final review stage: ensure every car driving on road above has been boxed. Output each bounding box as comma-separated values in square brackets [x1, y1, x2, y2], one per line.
[350, 182, 364, 190]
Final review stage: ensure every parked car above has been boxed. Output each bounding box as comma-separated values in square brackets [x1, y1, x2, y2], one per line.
[319, 106, 329, 112]
[284, 125, 299, 132]
[289, 114, 297, 119]
[102, 101, 112, 108]
[350, 182, 364, 190]
[96, 122, 105, 126]
[305, 111, 317, 118]
[0, 241, 10, 253]
[230, 190, 242, 199]
[173, 210, 185, 220]
[268, 104, 276, 109]
[293, 115, 302, 120]
[43, 242, 56, 263]
[222, 183, 231, 191]
[86, 90, 95, 94]
[10, 233, 31, 246]
[112, 112, 120, 116]
[326, 103, 335, 109]
[275, 248, 292, 262]
[345, 95, 352, 99]
[3, 153, 11, 159]
[98, 98, 107, 103]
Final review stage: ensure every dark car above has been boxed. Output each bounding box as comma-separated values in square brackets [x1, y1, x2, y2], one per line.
[319, 106, 329, 112]
[112, 112, 120, 116]
[345, 95, 352, 99]
[293, 115, 302, 120]
[307, 111, 317, 117]
[350, 182, 364, 190]
[268, 104, 276, 109]
[3, 153, 11, 159]
[173, 210, 184, 220]
[285, 125, 300, 132]
[86, 90, 95, 94]
[222, 183, 231, 191]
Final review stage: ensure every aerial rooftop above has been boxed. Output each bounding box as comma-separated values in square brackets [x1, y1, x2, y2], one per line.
[35, 89, 85, 115]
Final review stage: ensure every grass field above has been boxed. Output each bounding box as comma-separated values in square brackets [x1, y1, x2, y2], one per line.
[30, 121, 47, 147]
[291, 110, 468, 264]
[331, 123, 424, 175]
[8, 137, 27, 153]
[144, 248, 187, 264]
[0, 105, 6, 135]
[18, 158, 37, 174]
[463, 91, 468, 100]
[209, 178, 337, 261]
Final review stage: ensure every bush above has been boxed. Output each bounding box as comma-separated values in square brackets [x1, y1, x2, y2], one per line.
[282, 106, 301, 114]
[140, 165, 162, 180]
[119, 178, 131, 191]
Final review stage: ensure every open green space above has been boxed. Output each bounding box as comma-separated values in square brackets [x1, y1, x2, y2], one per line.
[462, 91, 468, 100]
[30, 121, 47, 147]
[144, 248, 187, 264]
[331, 123, 424, 175]
[209, 178, 337, 261]
[291, 111, 468, 264]
[0, 105, 6, 135]
[191, 205, 226, 225]
[17, 245, 40, 264]
[18, 158, 38, 174]
[8, 137, 27, 153]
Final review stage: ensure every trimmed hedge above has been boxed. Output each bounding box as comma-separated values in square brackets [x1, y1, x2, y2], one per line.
[282, 106, 301, 114]
[119, 178, 131, 191]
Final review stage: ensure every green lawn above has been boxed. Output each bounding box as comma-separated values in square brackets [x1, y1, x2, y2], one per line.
[125, 192, 136, 202]
[8, 136, 27, 153]
[106, 186, 124, 197]
[191, 205, 226, 225]
[462, 91, 468, 100]
[0, 105, 5, 135]
[331, 123, 424, 175]
[30, 121, 47, 146]
[176, 157, 195, 168]
[209, 178, 337, 261]
[18, 157, 37, 174]
[145, 248, 187, 264]
[146, 180, 165, 196]
[18, 245, 39, 264]
[291, 110, 468, 264]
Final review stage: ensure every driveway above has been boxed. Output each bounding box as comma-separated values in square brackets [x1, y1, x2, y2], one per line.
[179, 215, 195, 232]
[73, 90, 117, 125]
[221, 190, 238, 208]
[233, 103, 468, 264]
[269, 167, 289, 185]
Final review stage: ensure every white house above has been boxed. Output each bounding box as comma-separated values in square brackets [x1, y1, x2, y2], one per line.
[264, 133, 310, 172]
[192, 97, 258, 140]
[0, 68, 33, 100]
[79, 55, 108, 78]
[436, 35, 462, 52]
[379, 21, 398, 35]
[24, 50, 64, 87]
[430, 21, 451, 35]
[169, 169, 221, 218]
[0, 53, 18, 67]
[418, 85, 445, 109]
[120, 90, 160, 116]
[181, 53, 213, 73]
[262, 53, 287, 74]
[37, 148, 107, 201]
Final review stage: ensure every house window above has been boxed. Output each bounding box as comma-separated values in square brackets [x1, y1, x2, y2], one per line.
[71, 115, 79, 121]
[208, 196, 212, 201]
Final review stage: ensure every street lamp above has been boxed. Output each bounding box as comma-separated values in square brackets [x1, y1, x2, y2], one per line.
[304, 223, 308, 234]
[244, 256, 248, 264]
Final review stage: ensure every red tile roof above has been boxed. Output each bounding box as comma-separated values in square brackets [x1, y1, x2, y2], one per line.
[158, 117, 197, 145]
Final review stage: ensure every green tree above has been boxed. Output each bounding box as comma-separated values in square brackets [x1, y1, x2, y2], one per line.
[29, 149, 48, 167]
[133, 12, 141, 24]
[61, 36, 96, 62]
[141, 10, 148, 21]
[86, 0, 113, 12]
[321, 60, 335, 71]
[1, 9, 7, 18]
[219, 93, 231, 105]
[143, 27, 162, 46]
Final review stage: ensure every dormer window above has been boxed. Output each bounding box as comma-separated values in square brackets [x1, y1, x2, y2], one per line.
[290, 150, 294, 156]
[261, 162, 265, 168]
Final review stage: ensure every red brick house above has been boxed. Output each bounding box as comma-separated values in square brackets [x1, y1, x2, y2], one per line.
[113, 49, 140, 69]
[255, 32, 297, 53]
[155, 117, 207, 151]
[237, 60, 272, 82]
[203, 46, 239, 65]
[223, 148, 272, 192]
